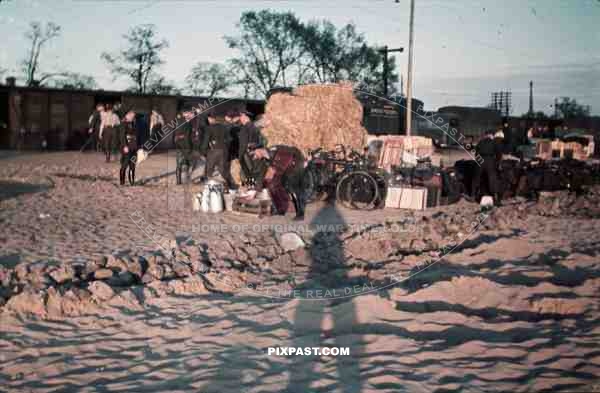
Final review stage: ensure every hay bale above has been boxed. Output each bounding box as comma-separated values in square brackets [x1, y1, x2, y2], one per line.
[261, 83, 368, 153]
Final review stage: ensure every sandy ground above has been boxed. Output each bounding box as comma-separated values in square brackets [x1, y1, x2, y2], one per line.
[0, 150, 599, 392]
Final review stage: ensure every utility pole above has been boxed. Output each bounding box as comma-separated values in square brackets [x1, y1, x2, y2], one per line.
[406, 0, 415, 136]
[528, 81, 534, 116]
[378, 45, 403, 97]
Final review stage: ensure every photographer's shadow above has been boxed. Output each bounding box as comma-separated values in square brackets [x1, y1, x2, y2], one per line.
[286, 205, 363, 393]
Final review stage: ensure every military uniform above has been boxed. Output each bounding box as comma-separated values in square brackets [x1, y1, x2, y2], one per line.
[262, 145, 306, 219]
[100, 111, 120, 162]
[173, 121, 193, 185]
[201, 122, 235, 188]
[191, 116, 206, 170]
[118, 120, 138, 186]
[473, 136, 503, 205]
[238, 121, 262, 183]
[88, 110, 102, 152]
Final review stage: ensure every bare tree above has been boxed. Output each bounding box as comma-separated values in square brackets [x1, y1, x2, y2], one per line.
[101, 24, 169, 94]
[20, 21, 61, 86]
[185, 62, 234, 98]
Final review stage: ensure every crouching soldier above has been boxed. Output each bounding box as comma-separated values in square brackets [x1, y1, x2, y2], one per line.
[173, 106, 194, 185]
[251, 145, 306, 220]
[118, 108, 138, 186]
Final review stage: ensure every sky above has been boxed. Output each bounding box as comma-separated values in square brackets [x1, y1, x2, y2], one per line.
[1, 0, 599, 115]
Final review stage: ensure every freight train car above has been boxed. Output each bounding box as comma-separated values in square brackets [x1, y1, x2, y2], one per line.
[355, 92, 424, 135]
[0, 80, 265, 150]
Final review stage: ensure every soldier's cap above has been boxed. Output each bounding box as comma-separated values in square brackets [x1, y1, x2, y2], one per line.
[240, 109, 254, 118]
[181, 104, 195, 113]
[124, 106, 136, 114]
[225, 109, 240, 118]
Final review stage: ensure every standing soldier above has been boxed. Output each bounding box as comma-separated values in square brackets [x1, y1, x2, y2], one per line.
[191, 109, 206, 171]
[118, 108, 138, 186]
[100, 104, 120, 162]
[237, 110, 262, 181]
[86, 103, 104, 152]
[473, 129, 502, 206]
[113, 101, 124, 121]
[149, 108, 165, 141]
[200, 112, 236, 188]
[173, 106, 194, 185]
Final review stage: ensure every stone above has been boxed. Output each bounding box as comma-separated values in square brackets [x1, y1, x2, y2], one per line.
[94, 268, 114, 280]
[5, 290, 47, 317]
[108, 271, 136, 287]
[279, 232, 305, 252]
[145, 264, 165, 281]
[88, 281, 115, 301]
[49, 264, 75, 284]
[172, 261, 192, 278]
[0, 266, 13, 287]
[126, 258, 146, 279]
[106, 255, 129, 273]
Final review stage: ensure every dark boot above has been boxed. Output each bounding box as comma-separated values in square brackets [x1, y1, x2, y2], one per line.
[176, 167, 182, 185]
[128, 165, 136, 186]
[119, 167, 126, 185]
[106, 151, 111, 163]
[494, 193, 502, 207]
[292, 193, 305, 220]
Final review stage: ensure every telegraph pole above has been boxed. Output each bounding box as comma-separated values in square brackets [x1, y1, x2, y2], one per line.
[406, 0, 415, 136]
[378, 46, 403, 97]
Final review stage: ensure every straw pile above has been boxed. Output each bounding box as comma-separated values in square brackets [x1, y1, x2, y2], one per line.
[261, 83, 368, 153]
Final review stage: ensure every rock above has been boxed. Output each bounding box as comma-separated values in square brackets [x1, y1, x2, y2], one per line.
[80, 260, 102, 279]
[5, 290, 47, 317]
[168, 276, 209, 295]
[49, 264, 75, 284]
[126, 258, 146, 279]
[145, 264, 165, 281]
[14, 264, 29, 282]
[88, 281, 115, 301]
[107, 271, 136, 287]
[94, 268, 114, 280]
[0, 266, 13, 287]
[172, 261, 192, 278]
[106, 255, 129, 273]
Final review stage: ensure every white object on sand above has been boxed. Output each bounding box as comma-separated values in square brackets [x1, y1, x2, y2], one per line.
[480, 195, 494, 209]
[137, 149, 148, 164]
[279, 232, 305, 252]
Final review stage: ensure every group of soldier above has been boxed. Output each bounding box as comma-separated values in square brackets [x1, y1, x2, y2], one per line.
[86, 103, 306, 219]
[172, 105, 306, 220]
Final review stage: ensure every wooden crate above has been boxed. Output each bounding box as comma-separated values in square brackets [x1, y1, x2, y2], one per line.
[232, 198, 272, 217]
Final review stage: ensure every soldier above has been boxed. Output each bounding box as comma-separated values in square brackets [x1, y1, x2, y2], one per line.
[237, 110, 262, 181]
[173, 106, 194, 185]
[149, 108, 164, 141]
[251, 144, 306, 220]
[86, 103, 104, 152]
[200, 112, 236, 188]
[191, 109, 206, 171]
[118, 108, 138, 186]
[99, 104, 120, 162]
[473, 130, 503, 206]
[113, 101, 124, 121]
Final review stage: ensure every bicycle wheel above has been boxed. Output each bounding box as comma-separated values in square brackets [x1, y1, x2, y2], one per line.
[336, 171, 379, 210]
